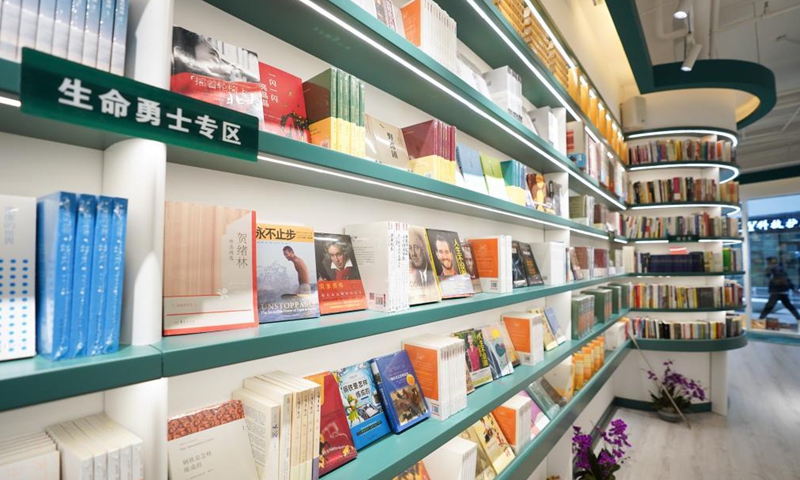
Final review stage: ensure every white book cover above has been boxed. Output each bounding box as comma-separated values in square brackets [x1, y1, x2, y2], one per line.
[0, 0, 21, 61]
[232, 389, 281, 480]
[81, 0, 102, 66]
[35, 0, 58, 54]
[17, 0, 38, 58]
[0, 195, 36, 361]
[346, 222, 397, 312]
[424, 435, 477, 480]
[0, 440, 55, 462]
[67, 0, 87, 62]
[95, 414, 143, 480]
[73, 418, 120, 480]
[0, 449, 59, 480]
[529, 242, 565, 286]
[59, 422, 105, 480]
[167, 400, 258, 480]
[243, 377, 292, 480]
[83, 415, 131, 480]
[45, 424, 94, 480]
[253, 376, 302, 480]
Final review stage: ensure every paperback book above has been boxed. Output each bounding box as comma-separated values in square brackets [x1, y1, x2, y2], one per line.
[461, 241, 483, 294]
[258, 62, 310, 141]
[305, 371, 358, 476]
[452, 329, 493, 387]
[314, 233, 367, 315]
[408, 225, 442, 306]
[518, 242, 544, 286]
[469, 414, 516, 475]
[364, 114, 411, 170]
[480, 324, 515, 379]
[332, 362, 391, 450]
[510, 241, 528, 288]
[370, 350, 430, 433]
[426, 229, 474, 299]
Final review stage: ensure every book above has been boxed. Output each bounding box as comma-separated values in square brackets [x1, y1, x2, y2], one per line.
[346, 221, 410, 313]
[0, 195, 36, 362]
[571, 294, 595, 340]
[305, 371, 357, 477]
[314, 233, 367, 315]
[168, 400, 259, 480]
[401, 0, 458, 72]
[466, 236, 512, 294]
[37, 192, 77, 361]
[370, 350, 430, 433]
[52, 0, 72, 59]
[423, 436, 478, 480]
[84, 196, 110, 356]
[67, 0, 88, 63]
[469, 414, 515, 475]
[332, 362, 391, 450]
[231, 388, 281, 480]
[80, 0, 102, 66]
[408, 225, 442, 306]
[480, 154, 510, 201]
[0, 432, 58, 480]
[170, 26, 264, 121]
[543, 357, 574, 401]
[364, 114, 411, 169]
[403, 335, 466, 421]
[109, 0, 127, 75]
[492, 395, 532, 454]
[426, 229, 474, 299]
[460, 241, 483, 294]
[496, 322, 520, 367]
[44, 423, 100, 480]
[392, 461, 432, 480]
[459, 427, 499, 480]
[480, 324, 515, 379]
[256, 223, 320, 322]
[101, 197, 127, 354]
[95, 0, 114, 70]
[456, 144, 489, 195]
[518, 243, 544, 286]
[163, 202, 258, 335]
[516, 391, 550, 439]
[402, 120, 452, 160]
[67, 195, 96, 358]
[258, 62, 310, 142]
[543, 307, 567, 344]
[501, 311, 544, 366]
[510, 241, 528, 288]
[304, 68, 340, 151]
[452, 329, 493, 387]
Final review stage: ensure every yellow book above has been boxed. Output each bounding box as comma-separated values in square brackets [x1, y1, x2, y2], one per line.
[309, 117, 337, 151]
[568, 67, 580, 103]
[587, 90, 599, 126]
[505, 186, 527, 206]
[579, 78, 589, 114]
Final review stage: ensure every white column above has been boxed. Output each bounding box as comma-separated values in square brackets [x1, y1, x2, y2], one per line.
[710, 351, 729, 415]
[547, 429, 573, 480]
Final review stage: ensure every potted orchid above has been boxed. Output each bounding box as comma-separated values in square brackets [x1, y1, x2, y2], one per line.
[572, 419, 631, 480]
[647, 360, 706, 421]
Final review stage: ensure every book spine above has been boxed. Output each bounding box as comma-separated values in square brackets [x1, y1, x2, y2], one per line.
[36, 0, 57, 54]
[86, 196, 112, 356]
[102, 197, 127, 354]
[370, 360, 400, 433]
[0, 0, 22, 60]
[53, 0, 72, 58]
[81, 0, 102, 66]
[67, 0, 87, 62]
[68, 194, 97, 358]
[17, 0, 39, 57]
[109, 0, 127, 75]
[96, 0, 114, 70]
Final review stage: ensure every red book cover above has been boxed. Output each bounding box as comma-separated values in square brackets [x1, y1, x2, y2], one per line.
[403, 120, 443, 159]
[258, 62, 310, 142]
[170, 26, 264, 122]
[306, 372, 358, 476]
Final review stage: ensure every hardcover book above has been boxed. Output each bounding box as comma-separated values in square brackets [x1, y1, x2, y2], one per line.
[167, 400, 259, 480]
[332, 362, 391, 450]
[314, 233, 367, 315]
[408, 225, 442, 306]
[510, 241, 528, 288]
[370, 350, 430, 433]
[518, 243, 544, 286]
[258, 62, 310, 142]
[256, 224, 320, 322]
[365, 114, 411, 170]
[426, 229, 474, 299]
[453, 329, 493, 387]
[480, 324, 515, 379]
[461, 241, 483, 294]
[163, 202, 258, 336]
[305, 371, 358, 477]
[170, 26, 264, 121]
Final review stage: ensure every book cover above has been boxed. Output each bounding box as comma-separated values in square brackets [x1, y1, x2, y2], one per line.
[453, 329, 493, 387]
[304, 68, 339, 151]
[543, 307, 567, 344]
[0, 195, 36, 362]
[470, 414, 516, 475]
[568, 247, 584, 281]
[67, 194, 96, 358]
[496, 322, 520, 367]
[480, 324, 514, 379]
[314, 232, 367, 315]
[517, 391, 550, 439]
[35, 0, 57, 55]
[80, 0, 102, 66]
[461, 241, 483, 294]
[16, 0, 39, 59]
[256, 224, 319, 322]
[459, 428, 499, 480]
[423, 436, 477, 480]
[392, 461, 432, 480]
[480, 154, 510, 200]
[492, 395, 532, 454]
[364, 114, 411, 170]
[518, 243, 544, 286]
[85, 197, 112, 357]
[331, 362, 391, 450]
[370, 350, 430, 433]
[167, 400, 259, 480]
[402, 119, 440, 159]
[101, 197, 127, 354]
[163, 202, 258, 335]
[67, 0, 87, 62]
[258, 62, 310, 142]
[408, 225, 442, 306]
[231, 388, 281, 480]
[171, 26, 264, 121]
[526, 379, 561, 419]
[109, 0, 127, 75]
[37, 192, 77, 361]
[510, 241, 528, 288]
[52, 0, 72, 58]
[305, 372, 358, 477]
[529, 307, 558, 351]
[426, 228, 474, 299]
[95, 0, 115, 70]
[501, 312, 544, 366]
[455, 144, 489, 195]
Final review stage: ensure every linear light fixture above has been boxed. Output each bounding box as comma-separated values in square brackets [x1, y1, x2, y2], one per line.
[629, 203, 741, 216]
[632, 239, 670, 244]
[0, 95, 21, 108]
[700, 238, 743, 245]
[626, 129, 739, 148]
[256, 154, 609, 240]
[299, 0, 627, 210]
[613, 237, 628, 244]
[627, 162, 740, 184]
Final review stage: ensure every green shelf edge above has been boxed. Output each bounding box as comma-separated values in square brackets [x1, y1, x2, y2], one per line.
[629, 306, 743, 313]
[156, 278, 630, 377]
[626, 201, 741, 213]
[324, 313, 630, 480]
[0, 345, 162, 412]
[633, 331, 748, 352]
[629, 271, 746, 277]
[495, 340, 632, 480]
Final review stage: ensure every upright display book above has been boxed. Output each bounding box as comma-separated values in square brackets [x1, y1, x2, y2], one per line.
[305, 372, 357, 477]
[258, 62, 310, 142]
[163, 202, 258, 336]
[461, 241, 483, 293]
[492, 395, 532, 454]
[170, 26, 264, 122]
[543, 307, 567, 344]
[480, 154, 510, 201]
[365, 114, 411, 169]
[392, 461, 432, 480]
[456, 144, 489, 195]
[459, 428, 499, 480]
[314, 233, 367, 315]
[518, 243, 544, 286]
[501, 311, 544, 366]
[0, 195, 36, 362]
[426, 229, 474, 299]
[256, 224, 320, 322]
[470, 414, 516, 475]
[231, 388, 281, 480]
[332, 362, 391, 450]
[370, 350, 430, 433]
[408, 225, 442, 305]
[510, 241, 528, 288]
[529, 307, 558, 351]
[167, 400, 259, 480]
[453, 329, 493, 387]
[480, 324, 515, 379]
[467, 236, 512, 294]
[516, 391, 550, 438]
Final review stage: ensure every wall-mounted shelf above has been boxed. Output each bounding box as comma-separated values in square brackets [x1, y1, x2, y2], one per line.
[622, 237, 744, 245]
[630, 271, 746, 277]
[626, 161, 739, 184]
[629, 306, 743, 313]
[627, 202, 741, 215]
[632, 332, 748, 352]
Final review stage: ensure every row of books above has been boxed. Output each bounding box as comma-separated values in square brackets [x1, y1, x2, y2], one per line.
[572, 286, 621, 339]
[629, 178, 740, 205]
[568, 122, 628, 201]
[0, 414, 143, 480]
[569, 246, 623, 280]
[627, 314, 746, 340]
[629, 281, 744, 310]
[627, 137, 736, 165]
[625, 248, 744, 274]
[567, 69, 626, 159]
[0, 0, 129, 75]
[568, 195, 624, 233]
[621, 213, 740, 239]
[0, 193, 128, 363]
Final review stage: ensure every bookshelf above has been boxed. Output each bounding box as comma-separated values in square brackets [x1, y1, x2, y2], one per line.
[633, 332, 749, 352]
[629, 307, 743, 313]
[630, 272, 746, 277]
[626, 160, 740, 184]
[623, 237, 744, 244]
[626, 201, 741, 215]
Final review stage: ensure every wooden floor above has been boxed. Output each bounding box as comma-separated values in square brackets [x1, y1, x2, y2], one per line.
[616, 341, 800, 480]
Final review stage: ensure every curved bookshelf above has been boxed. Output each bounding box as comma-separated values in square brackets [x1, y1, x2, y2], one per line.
[629, 306, 743, 313]
[623, 236, 744, 244]
[625, 126, 739, 146]
[626, 160, 739, 184]
[630, 271, 746, 277]
[627, 202, 741, 215]
[633, 332, 748, 352]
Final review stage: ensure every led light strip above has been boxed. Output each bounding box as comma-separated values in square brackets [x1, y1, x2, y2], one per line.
[627, 161, 740, 184]
[256, 154, 609, 240]
[626, 129, 739, 148]
[0, 95, 21, 108]
[299, 0, 627, 210]
[700, 238, 743, 245]
[613, 237, 628, 244]
[632, 239, 669, 244]
[629, 203, 742, 216]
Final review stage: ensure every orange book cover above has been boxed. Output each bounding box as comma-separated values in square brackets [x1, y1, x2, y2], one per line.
[401, 0, 422, 47]
[502, 315, 531, 356]
[492, 405, 517, 448]
[403, 344, 439, 402]
[468, 237, 502, 293]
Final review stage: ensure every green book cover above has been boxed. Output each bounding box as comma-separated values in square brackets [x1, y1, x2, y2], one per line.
[597, 285, 621, 314]
[480, 154, 509, 200]
[583, 289, 612, 323]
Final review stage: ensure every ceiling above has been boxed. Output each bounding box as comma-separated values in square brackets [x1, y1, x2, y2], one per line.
[635, 0, 800, 172]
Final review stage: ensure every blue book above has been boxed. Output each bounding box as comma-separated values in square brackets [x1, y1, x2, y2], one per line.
[67, 0, 88, 62]
[543, 307, 566, 344]
[102, 197, 127, 354]
[81, 0, 102, 66]
[67, 194, 97, 358]
[35, 0, 58, 54]
[109, 0, 127, 75]
[37, 192, 78, 361]
[332, 362, 391, 449]
[369, 350, 430, 433]
[455, 144, 488, 195]
[86, 196, 112, 356]
[96, 0, 115, 71]
[53, 0, 74, 58]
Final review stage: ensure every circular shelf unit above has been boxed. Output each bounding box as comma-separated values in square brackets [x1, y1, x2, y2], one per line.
[633, 332, 748, 352]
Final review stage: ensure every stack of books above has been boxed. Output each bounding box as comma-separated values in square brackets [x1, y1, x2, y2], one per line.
[353, 0, 406, 38]
[465, 235, 513, 293]
[403, 119, 457, 184]
[347, 221, 411, 313]
[403, 335, 467, 421]
[571, 294, 595, 339]
[622, 213, 740, 239]
[0, 431, 58, 478]
[582, 288, 613, 323]
[630, 282, 743, 309]
[500, 159, 530, 206]
[627, 137, 735, 165]
[483, 66, 524, 122]
[629, 178, 739, 205]
[569, 195, 595, 226]
[628, 249, 744, 274]
[492, 395, 533, 454]
[304, 68, 366, 157]
[423, 436, 478, 480]
[628, 315, 745, 340]
[401, 0, 458, 72]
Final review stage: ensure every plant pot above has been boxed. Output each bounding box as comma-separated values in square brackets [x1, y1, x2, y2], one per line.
[656, 408, 683, 423]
